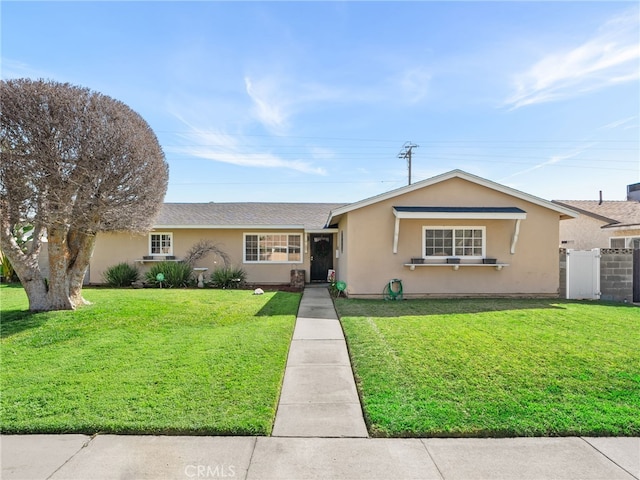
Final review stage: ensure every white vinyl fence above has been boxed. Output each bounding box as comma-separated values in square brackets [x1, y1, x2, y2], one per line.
[566, 249, 601, 300]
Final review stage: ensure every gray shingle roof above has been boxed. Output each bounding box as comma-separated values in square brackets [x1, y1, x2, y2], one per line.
[156, 203, 346, 230]
[552, 200, 640, 228]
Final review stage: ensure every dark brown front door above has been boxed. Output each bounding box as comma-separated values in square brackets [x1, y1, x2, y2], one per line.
[310, 234, 333, 282]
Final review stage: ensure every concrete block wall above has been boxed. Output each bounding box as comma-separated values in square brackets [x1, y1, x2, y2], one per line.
[599, 249, 634, 302]
[558, 249, 567, 298]
[558, 248, 635, 302]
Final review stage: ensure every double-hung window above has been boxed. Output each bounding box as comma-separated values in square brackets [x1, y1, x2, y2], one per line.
[149, 232, 173, 256]
[244, 233, 302, 263]
[423, 227, 485, 258]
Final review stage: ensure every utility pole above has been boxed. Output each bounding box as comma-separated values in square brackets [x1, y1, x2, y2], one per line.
[398, 142, 418, 185]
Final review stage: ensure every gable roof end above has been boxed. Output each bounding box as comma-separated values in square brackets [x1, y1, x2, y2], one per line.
[326, 169, 578, 226]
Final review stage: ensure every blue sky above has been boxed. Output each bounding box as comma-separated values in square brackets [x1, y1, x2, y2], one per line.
[2, 1, 639, 204]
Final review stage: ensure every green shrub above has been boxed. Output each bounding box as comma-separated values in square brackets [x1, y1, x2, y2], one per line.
[210, 266, 247, 289]
[103, 262, 139, 287]
[1, 252, 16, 282]
[145, 261, 193, 288]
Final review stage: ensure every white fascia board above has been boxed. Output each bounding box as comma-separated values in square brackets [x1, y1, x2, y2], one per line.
[393, 211, 527, 220]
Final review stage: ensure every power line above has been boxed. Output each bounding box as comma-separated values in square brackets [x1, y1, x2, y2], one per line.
[156, 130, 638, 144]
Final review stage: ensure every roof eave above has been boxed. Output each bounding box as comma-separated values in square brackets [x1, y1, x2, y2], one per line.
[153, 224, 308, 230]
[601, 223, 640, 230]
[551, 201, 615, 224]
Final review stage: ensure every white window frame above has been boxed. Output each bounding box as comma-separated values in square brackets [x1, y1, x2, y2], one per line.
[610, 236, 640, 248]
[149, 232, 173, 256]
[422, 226, 486, 258]
[243, 233, 303, 264]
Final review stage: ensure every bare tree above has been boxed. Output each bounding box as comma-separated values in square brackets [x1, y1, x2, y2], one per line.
[0, 79, 169, 311]
[183, 240, 231, 268]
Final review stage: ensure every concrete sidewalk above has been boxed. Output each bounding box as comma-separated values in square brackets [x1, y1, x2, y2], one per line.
[2, 286, 639, 479]
[272, 285, 368, 437]
[2, 434, 638, 479]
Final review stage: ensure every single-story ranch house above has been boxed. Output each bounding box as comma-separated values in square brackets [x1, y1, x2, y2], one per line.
[89, 170, 578, 298]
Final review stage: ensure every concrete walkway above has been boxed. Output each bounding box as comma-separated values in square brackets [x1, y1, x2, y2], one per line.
[2, 434, 638, 479]
[2, 286, 639, 479]
[272, 285, 368, 437]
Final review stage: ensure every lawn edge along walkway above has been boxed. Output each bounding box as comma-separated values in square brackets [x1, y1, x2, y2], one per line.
[271, 286, 368, 438]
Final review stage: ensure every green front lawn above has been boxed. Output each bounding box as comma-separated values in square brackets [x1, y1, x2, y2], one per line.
[335, 298, 640, 437]
[1, 285, 300, 435]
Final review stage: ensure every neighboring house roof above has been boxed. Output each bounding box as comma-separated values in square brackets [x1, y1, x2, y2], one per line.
[326, 169, 578, 226]
[551, 200, 640, 229]
[156, 202, 346, 231]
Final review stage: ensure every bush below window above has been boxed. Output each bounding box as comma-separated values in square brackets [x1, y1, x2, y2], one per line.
[103, 262, 140, 287]
[145, 261, 194, 288]
[209, 266, 247, 289]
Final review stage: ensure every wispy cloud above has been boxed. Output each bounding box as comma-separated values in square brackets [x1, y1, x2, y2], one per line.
[244, 76, 290, 131]
[505, 7, 639, 109]
[166, 117, 326, 175]
[244, 64, 432, 132]
[396, 67, 432, 104]
[0, 58, 51, 80]
[499, 144, 596, 181]
[244, 75, 343, 133]
[599, 115, 637, 130]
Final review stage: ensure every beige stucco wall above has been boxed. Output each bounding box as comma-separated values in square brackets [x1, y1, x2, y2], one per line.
[90, 228, 314, 285]
[559, 214, 640, 249]
[558, 215, 611, 249]
[337, 177, 562, 298]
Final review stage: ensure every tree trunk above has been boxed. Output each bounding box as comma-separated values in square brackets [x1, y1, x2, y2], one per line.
[22, 276, 50, 311]
[0, 222, 51, 311]
[3, 248, 49, 311]
[2, 221, 96, 311]
[46, 225, 74, 310]
[68, 230, 96, 307]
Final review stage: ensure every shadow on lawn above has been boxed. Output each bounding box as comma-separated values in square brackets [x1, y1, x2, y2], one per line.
[254, 291, 301, 317]
[0, 309, 49, 338]
[1, 284, 48, 338]
[333, 297, 628, 317]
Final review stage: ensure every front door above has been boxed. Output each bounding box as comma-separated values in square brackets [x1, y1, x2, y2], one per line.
[310, 234, 333, 282]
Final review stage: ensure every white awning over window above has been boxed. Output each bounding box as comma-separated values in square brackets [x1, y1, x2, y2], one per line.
[392, 206, 527, 254]
[393, 206, 527, 220]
